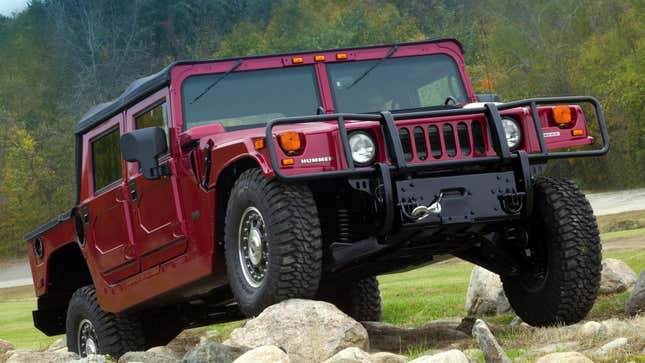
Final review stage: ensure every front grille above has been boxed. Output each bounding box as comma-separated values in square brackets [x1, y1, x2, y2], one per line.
[398, 119, 488, 162]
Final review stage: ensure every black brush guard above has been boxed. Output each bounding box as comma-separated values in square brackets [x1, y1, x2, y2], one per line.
[264, 96, 609, 233]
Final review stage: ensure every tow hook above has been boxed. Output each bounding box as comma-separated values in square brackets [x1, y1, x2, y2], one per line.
[408, 193, 443, 221]
[499, 192, 526, 214]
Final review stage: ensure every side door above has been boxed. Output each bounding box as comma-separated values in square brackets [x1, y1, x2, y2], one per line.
[82, 115, 139, 284]
[125, 90, 186, 270]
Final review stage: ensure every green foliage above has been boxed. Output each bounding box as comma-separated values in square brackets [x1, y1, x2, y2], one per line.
[0, 0, 643, 257]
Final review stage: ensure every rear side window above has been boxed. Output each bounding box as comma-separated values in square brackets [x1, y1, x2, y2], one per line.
[92, 128, 122, 192]
[135, 102, 169, 151]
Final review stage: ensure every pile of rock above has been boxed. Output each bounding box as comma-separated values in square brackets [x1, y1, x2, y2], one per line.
[600, 258, 638, 294]
[625, 269, 645, 315]
[2, 258, 643, 363]
[465, 266, 511, 316]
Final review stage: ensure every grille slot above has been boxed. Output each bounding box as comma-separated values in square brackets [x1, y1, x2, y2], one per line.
[399, 127, 413, 161]
[443, 124, 456, 157]
[413, 126, 428, 160]
[397, 120, 487, 161]
[428, 125, 442, 159]
[457, 122, 471, 156]
[472, 121, 485, 154]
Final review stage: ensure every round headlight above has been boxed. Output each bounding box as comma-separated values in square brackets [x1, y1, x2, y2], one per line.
[502, 117, 522, 150]
[349, 131, 376, 165]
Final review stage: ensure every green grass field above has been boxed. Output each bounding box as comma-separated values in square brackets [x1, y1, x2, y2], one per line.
[1, 231, 644, 351]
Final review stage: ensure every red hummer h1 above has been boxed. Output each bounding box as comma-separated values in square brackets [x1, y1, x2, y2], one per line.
[25, 39, 609, 357]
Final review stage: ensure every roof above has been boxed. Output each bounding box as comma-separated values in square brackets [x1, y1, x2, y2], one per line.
[74, 38, 462, 135]
[75, 65, 173, 134]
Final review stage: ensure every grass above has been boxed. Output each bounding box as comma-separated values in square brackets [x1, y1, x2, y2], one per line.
[601, 227, 645, 241]
[596, 210, 645, 233]
[0, 286, 60, 350]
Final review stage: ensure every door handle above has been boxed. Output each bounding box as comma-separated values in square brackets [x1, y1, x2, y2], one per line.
[128, 180, 138, 203]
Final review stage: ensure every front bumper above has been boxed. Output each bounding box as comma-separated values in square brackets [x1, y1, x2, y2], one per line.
[265, 97, 609, 234]
[396, 171, 522, 225]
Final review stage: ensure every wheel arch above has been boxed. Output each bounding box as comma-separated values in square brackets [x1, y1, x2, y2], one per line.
[214, 157, 264, 256]
[34, 241, 94, 335]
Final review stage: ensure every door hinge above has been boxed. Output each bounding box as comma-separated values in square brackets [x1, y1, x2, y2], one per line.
[81, 204, 90, 225]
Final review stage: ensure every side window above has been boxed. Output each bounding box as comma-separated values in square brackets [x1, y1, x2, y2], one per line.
[92, 128, 122, 192]
[135, 102, 169, 151]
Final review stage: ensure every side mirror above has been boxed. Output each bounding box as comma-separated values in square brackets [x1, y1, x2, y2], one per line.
[476, 93, 501, 102]
[120, 127, 168, 180]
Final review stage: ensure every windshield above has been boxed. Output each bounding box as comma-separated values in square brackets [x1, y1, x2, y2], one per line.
[327, 54, 469, 113]
[181, 66, 321, 130]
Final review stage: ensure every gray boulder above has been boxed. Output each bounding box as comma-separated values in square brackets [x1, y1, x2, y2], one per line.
[5, 350, 79, 363]
[46, 338, 66, 352]
[599, 259, 637, 294]
[408, 350, 469, 363]
[535, 352, 592, 363]
[625, 269, 645, 315]
[471, 319, 511, 363]
[71, 354, 107, 363]
[465, 267, 511, 315]
[594, 337, 628, 356]
[225, 299, 368, 363]
[146, 346, 181, 359]
[233, 345, 290, 363]
[0, 339, 14, 360]
[322, 347, 370, 363]
[362, 318, 470, 352]
[119, 350, 179, 363]
[182, 342, 249, 363]
[578, 321, 606, 337]
[369, 352, 407, 363]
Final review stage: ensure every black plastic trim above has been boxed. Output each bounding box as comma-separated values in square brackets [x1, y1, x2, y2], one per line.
[23, 209, 74, 241]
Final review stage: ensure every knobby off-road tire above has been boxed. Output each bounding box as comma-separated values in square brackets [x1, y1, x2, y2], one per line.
[317, 276, 382, 322]
[502, 177, 602, 326]
[66, 286, 145, 358]
[224, 168, 322, 317]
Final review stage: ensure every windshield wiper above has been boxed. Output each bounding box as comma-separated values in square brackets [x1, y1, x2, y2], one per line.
[190, 59, 243, 105]
[344, 45, 398, 90]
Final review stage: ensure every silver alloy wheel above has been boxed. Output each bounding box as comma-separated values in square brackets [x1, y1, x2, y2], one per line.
[238, 206, 268, 288]
[77, 318, 98, 357]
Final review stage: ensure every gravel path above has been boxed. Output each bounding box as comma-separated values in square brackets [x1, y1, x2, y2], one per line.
[1, 188, 643, 289]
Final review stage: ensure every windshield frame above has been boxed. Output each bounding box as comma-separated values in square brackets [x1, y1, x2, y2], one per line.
[326, 53, 470, 115]
[169, 40, 474, 133]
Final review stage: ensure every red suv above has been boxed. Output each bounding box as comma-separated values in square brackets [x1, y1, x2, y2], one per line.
[25, 39, 609, 358]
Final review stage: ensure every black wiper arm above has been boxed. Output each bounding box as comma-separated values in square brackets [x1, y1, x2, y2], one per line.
[190, 59, 243, 105]
[344, 45, 398, 90]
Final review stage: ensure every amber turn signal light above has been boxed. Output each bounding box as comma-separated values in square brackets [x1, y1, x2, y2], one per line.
[278, 131, 302, 155]
[552, 105, 573, 126]
[253, 138, 265, 150]
[572, 129, 584, 136]
[281, 158, 295, 166]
